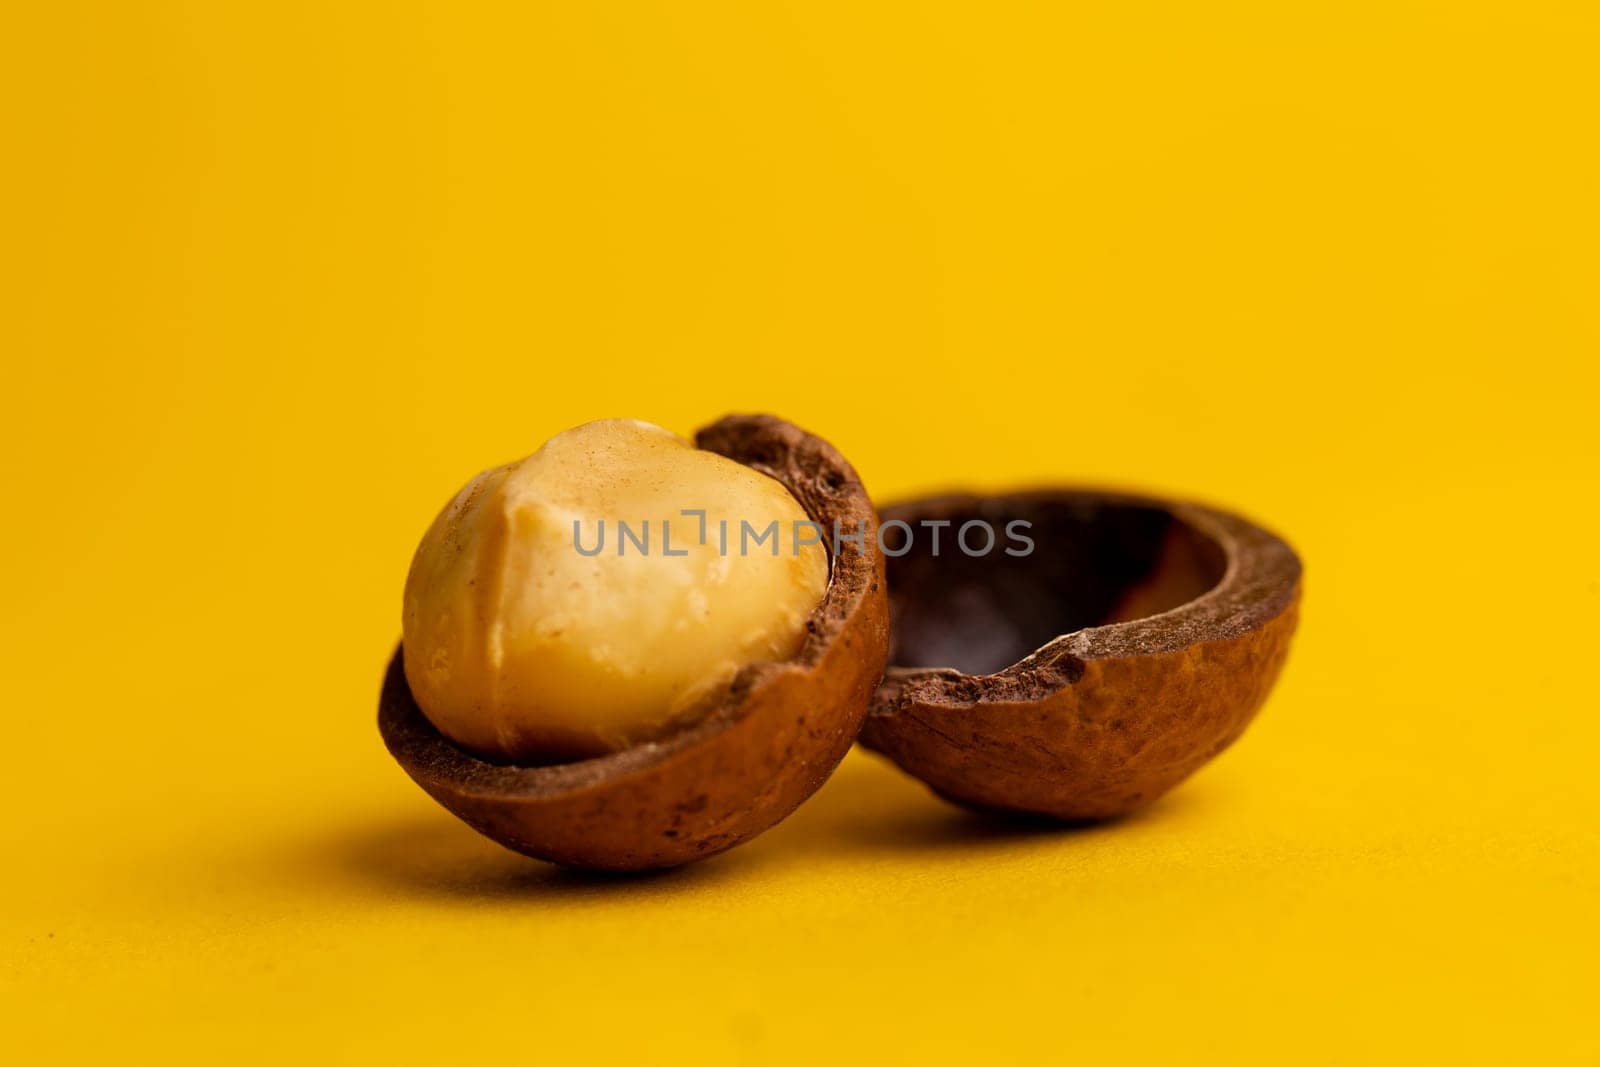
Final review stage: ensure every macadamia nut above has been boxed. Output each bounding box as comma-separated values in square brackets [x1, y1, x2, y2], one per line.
[402, 419, 830, 762]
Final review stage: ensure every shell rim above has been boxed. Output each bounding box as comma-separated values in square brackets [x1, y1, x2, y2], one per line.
[870, 488, 1302, 709]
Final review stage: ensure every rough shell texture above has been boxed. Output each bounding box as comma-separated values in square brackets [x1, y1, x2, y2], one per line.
[380, 414, 889, 870]
[858, 491, 1300, 821]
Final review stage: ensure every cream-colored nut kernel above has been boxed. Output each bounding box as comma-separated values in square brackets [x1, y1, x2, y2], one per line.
[402, 419, 830, 763]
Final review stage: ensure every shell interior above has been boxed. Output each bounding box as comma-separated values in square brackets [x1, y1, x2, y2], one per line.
[886, 496, 1227, 676]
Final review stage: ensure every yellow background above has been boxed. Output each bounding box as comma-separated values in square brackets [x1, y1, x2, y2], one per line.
[4, 2, 1596, 1063]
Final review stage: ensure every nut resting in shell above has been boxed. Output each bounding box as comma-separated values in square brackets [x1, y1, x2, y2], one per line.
[380, 415, 889, 871]
[401, 418, 830, 763]
[858, 491, 1300, 821]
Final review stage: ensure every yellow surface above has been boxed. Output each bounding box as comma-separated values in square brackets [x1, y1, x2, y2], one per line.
[3, 2, 1596, 1063]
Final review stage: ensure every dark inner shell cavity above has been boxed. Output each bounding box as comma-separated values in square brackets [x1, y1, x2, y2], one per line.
[886, 495, 1227, 676]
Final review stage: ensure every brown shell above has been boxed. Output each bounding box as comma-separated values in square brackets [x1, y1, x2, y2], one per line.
[380, 415, 889, 870]
[858, 490, 1300, 821]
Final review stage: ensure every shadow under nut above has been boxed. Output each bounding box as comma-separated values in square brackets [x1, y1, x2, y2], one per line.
[379, 414, 890, 871]
[858, 490, 1301, 821]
